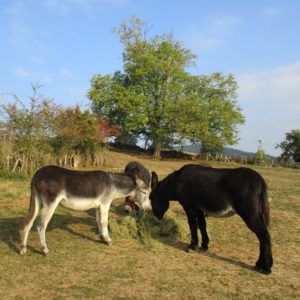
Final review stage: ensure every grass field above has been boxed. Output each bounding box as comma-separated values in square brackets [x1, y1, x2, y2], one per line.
[0, 150, 299, 299]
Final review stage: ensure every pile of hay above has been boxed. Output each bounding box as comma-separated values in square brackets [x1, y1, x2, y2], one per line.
[109, 210, 189, 247]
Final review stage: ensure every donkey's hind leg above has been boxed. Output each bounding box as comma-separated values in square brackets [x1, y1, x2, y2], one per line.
[240, 213, 273, 274]
[36, 200, 59, 255]
[20, 194, 40, 255]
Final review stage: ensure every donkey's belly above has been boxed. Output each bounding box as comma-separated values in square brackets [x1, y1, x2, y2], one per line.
[204, 206, 236, 218]
[60, 197, 101, 211]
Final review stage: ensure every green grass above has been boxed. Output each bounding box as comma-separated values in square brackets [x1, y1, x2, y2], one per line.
[0, 169, 29, 181]
[0, 152, 299, 299]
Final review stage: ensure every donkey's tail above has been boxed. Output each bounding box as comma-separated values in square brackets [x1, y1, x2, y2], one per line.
[260, 178, 270, 228]
[20, 180, 41, 254]
[22, 184, 38, 230]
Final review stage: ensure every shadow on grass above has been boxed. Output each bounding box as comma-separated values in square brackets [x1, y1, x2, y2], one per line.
[1, 207, 255, 273]
[0, 217, 23, 253]
[99, 204, 255, 273]
[202, 251, 254, 271]
[159, 235, 255, 273]
[0, 212, 101, 255]
[0, 201, 132, 256]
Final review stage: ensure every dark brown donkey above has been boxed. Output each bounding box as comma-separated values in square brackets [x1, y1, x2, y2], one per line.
[150, 164, 273, 274]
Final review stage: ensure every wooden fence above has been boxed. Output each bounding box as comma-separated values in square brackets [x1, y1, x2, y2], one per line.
[0, 151, 107, 175]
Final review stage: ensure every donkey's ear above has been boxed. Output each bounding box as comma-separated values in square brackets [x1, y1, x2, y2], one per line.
[151, 171, 159, 190]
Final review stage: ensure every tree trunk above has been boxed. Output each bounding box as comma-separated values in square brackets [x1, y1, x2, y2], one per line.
[153, 140, 161, 160]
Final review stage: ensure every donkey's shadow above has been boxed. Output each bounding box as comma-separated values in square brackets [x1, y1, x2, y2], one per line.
[0, 211, 101, 254]
[0, 216, 26, 253]
[1, 200, 132, 255]
[1, 208, 254, 273]
[158, 231, 254, 273]
[99, 204, 255, 273]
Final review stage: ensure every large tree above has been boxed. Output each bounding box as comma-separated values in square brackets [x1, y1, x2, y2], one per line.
[277, 129, 300, 162]
[88, 16, 244, 159]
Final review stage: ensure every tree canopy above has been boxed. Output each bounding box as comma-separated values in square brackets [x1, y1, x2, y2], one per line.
[88, 16, 245, 159]
[277, 129, 300, 162]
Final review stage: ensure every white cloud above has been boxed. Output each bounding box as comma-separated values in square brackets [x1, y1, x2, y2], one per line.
[10, 20, 31, 48]
[186, 15, 242, 54]
[30, 56, 44, 65]
[39, 75, 53, 84]
[235, 62, 300, 156]
[237, 62, 300, 112]
[5, 1, 30, 18]
[14, 67, 53, 83]
[6, 1, 47, 52]
[14, 67, 31, 78]
[262, 6, 283, 19]
[60, 68, 74, 77]
[188, 34, 223, 52]
[211, 15, 242, 30]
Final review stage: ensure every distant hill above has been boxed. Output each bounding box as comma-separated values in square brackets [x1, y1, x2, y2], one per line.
[173, 144, 273, 158]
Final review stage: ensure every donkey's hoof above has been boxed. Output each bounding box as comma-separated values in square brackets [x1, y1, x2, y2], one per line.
[20, 247, 27, 255]
[254, 264, 271, 275]
[100, 237, 112, 245]
[42, 248, 49, 256]
[100, 234, 112, 245]
[185, 245, 197, 253]
[103, 240, 112, 245]
[199, 246, 208, 252]
[260, 269, 272, 275]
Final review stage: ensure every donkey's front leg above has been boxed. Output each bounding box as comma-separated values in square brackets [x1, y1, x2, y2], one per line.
[98, 203, 112, 245]
[197, 211, 209, 251]
[185, 210, 199, 252]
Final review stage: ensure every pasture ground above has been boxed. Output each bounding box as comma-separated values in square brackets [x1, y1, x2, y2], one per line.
[0, 150, 299, 299]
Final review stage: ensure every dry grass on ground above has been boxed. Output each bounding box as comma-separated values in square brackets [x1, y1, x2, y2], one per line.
[0, 150, 299, 299]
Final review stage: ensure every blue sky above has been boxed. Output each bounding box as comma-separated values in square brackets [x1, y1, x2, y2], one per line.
[1, 0, 299, 156]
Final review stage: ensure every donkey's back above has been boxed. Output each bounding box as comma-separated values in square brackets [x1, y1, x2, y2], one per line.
[176, 164, 266, 195]
[174, 165, 268, 219]
[33, 165, 114, 202]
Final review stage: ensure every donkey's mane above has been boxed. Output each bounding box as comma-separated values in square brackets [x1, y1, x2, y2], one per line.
[108, 172, 136, 190]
